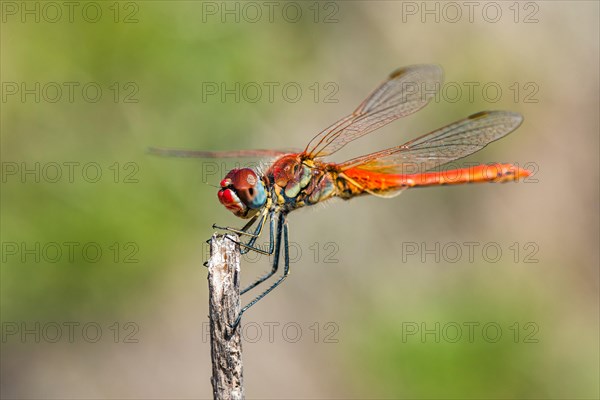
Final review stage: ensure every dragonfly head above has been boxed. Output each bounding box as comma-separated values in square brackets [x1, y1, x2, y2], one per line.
[218, 168, 267, 218]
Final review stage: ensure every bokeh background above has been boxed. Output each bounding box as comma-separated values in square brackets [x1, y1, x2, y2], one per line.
[1, 1, 598, 399]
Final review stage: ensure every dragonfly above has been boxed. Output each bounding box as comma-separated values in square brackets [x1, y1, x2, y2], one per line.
[151, 64, 531, 331]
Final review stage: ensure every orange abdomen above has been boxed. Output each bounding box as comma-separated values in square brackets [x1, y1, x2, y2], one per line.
[341, 164, 531, 197]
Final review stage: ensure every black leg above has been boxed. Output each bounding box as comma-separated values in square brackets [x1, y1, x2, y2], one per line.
[238, 211, 270, 255]
[230, 213, 291, 333]
[213, 213, 259, 237]
[223, 210, 275, 256]
[240, 212, 278, 294]
[212, 210, 272, 254]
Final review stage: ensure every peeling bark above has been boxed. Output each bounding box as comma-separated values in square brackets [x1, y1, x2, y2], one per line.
[207, 234, 244, 400]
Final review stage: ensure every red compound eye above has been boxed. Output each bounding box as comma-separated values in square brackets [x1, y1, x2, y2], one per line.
[228, 169, 258, 204]
[218, 168, 262, 217]
[230, 168, 258, 190]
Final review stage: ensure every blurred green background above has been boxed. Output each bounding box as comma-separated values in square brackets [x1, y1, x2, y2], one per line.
[1, 1, 598, 399]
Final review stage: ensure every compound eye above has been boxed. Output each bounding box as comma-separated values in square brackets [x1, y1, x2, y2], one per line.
[232, 168, 258, 204]
[236, 187, 255, 205]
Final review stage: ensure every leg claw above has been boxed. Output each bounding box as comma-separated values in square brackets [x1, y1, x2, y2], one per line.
[225, 316, 241, 340]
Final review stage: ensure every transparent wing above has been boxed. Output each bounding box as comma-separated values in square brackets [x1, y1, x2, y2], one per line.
[338, 111, 524, 173]
[303, 64, 444, 158]
[148, 147, 297, 158]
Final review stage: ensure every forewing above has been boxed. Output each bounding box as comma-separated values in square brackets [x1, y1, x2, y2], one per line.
[148, 147, 297, 158]
[303, 64, 444, 158]
[339, 111, 524, 174]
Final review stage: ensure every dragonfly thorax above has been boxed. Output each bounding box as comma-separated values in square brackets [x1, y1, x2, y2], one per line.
[269, 154, 313, 199]
[265, 154, 338, 209]
[218, 168, 267, 218]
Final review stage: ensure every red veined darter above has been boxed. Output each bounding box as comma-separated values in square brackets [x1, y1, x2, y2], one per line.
[151, 65, 531, 329]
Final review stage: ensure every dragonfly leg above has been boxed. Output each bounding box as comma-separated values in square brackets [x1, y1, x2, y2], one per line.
[211, 209, 271, 255]
[238, 210, 271, 255]
[241, 211, 278, 294]
[230, 214, 290, 333]
[213, 214, 259, 237]
[225, 211, 274, 256]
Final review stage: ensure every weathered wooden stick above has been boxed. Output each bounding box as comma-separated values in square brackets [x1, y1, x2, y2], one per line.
[207, 234, 245, 400]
